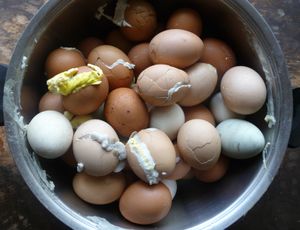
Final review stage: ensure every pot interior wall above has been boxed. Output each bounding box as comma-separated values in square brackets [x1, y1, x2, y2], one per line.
[19, 0, 276, 229]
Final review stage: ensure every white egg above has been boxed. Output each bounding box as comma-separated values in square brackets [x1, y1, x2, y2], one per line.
[150, 104, 185, 140]
[210, 92, 244, 123]
[27, 110, 73, 159]
[216, 119, 265, 159]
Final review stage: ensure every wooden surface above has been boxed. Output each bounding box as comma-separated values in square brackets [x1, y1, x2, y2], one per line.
[0, 0, 299, 229]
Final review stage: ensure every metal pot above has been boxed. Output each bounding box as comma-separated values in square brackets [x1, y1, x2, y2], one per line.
[3, 0, 292, 229]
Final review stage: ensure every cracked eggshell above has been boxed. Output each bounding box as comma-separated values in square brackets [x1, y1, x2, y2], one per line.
[221, 66, 267, 115]
[216, 119, 265, 159]
[177, 119, 221, 170]
[183, 104, 215, 126]
[63, 66, 109, 115]
[119, 180, 172, 225]
[45, 47, 86, 78]
[121, 0, 157, 42]
[150, 104, 185, 140]
[27, 111, 73, 159]
[136, 64, 190, 106]
[149, 29, 204, 69]
[73, 119, 120, 176]
[179, 63, 218, 106]
[73, 172, 126, 205]
[125, 128, 176, 184]
[87, 45, 134, 90]
[209, 92, 244, 123]
[104, 87, 149, 137]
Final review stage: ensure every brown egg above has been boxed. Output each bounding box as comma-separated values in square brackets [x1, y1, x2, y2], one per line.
[128, 43, 152, 77]
[73, 172, 126, 205]
[61, 146, 77, 167]
[39, 91, 64, 113]
[45, 47, 86, 78]
[63, 66, 109, 115]
[193, 155, 229, 183]
[121, 0, 157, 42]
[104, 88, 149, 137]
[88, 45, 134, 90]
[200, 38, 236, 78]
[136, 64, 190, 106]
[166, 8, 203, 36]
[77, 37, 103, 58]
[183, 104, 215, 126]
[105, 29, 133, 53]
[73, 119, 124, 176]
[221, 66, 267, 115]
[126, 128, 176, 184]
[165, 144, 191, 180]
[178, 63, 218, 106]
[149, 29, 204, 69]
[119, 180, 172, 225]
[177, 119, 221, 170]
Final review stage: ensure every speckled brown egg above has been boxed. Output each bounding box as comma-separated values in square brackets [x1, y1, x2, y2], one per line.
[183, 104, 215, 126]
[73, 172, 126, 205]
[149, 29, 204, 69]
[105, 29, 133, 53]
[128, 43, 152, 77]
[39, 91, 64, 113]
[136, 64, 190, 106]
[119, 180, 172, 225]
[126, 128, 176, 184]
[200, 38, 236, 78]
[77, 37, 103, 58]
[87, 45, 134, 90]
[121, 0, 157, 42]
[73, 119, 125, 176]
[193, 155, 229, 183]
[166, 8, 203, 36]
[221, 66, 267, 115]
[104, 88, 149, 137]
[177, 119, 221, 170]
[45, 47, 86, 78]
[63, 66, 109, 115]
[178, 63, 218, 106]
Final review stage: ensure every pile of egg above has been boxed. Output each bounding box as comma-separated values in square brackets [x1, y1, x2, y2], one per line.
[26, 0, 267, 225]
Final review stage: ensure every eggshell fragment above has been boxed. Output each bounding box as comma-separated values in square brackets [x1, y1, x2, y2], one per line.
[177, 119, 221, 170]
[216, 119, 265, 159]
[193, 155, 229, 183]
[209, 92, 244, 123]
[62, 66, 109, 115]
[150, 104, 185, 140]
[136, 64, 190, 106]
[104, 88, 149, 137]
[121, 0, 157, 42]
[27, 111, 73, 159]
[45, 47, 86, 78]
[200, 38, 236, 78]
[119, 180, 172, 225]
[88, 45, 134, 90]
[149, 29, 204, 68]
[178, 63, 218, 106]
[128, 43, 152, 77]
[126, 128, 176, 184]
[166, 8, 203, 36]
[73, 172, 126, 205]
[39, 91, 64, 113]
[73, 119, 125, 176]
[183, 104, 215, 126]
[221, 66, 267, 115]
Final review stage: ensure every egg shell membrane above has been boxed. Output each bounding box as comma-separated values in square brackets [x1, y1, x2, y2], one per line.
[137, 64, 190, 106]
[119, 180, 172, 225]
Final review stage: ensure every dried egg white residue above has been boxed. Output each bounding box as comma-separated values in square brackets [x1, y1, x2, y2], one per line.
[127, 132, 159, 185]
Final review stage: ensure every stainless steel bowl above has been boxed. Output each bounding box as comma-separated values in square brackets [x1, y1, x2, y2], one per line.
[4, 0, 292, 229]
